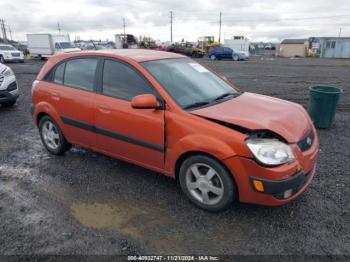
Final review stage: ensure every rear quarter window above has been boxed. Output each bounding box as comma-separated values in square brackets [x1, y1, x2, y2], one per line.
[64, 58, 98, 91]
[53, 63, 65, 84]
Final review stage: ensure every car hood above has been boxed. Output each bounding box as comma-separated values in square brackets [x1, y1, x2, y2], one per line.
[191, 92, 311, 143]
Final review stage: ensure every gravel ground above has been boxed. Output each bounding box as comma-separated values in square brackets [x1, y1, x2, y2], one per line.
[0, 56, 349, 256]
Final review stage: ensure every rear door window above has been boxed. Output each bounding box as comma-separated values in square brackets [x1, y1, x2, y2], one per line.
[102, 59, 154, 101]
[64, 58, 98, 91]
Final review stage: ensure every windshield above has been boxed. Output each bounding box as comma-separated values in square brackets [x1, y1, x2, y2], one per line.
[0, 45, 16, 51]
[142, 58, 238, 109]
[57, 42, 76, 49]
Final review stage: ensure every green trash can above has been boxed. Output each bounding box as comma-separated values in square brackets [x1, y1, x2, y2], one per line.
[308, 85, 343, 129]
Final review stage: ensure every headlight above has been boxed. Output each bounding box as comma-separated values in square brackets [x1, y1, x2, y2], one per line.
[246, 138, 295, 166]
[2, 67, 14, 77]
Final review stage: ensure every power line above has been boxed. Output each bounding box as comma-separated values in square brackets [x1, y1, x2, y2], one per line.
[210, 14, 350, 24]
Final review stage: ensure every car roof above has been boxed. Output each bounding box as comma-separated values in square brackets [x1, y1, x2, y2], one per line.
[69, 49, 185, 62]
[37, 49, 186, 82]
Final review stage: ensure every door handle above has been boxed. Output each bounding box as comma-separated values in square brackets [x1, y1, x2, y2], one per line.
[98, 105, 111, 114]
[50, 92, 60, 101]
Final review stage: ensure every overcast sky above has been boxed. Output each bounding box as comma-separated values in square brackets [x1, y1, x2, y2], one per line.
[1, 0, 350, 43]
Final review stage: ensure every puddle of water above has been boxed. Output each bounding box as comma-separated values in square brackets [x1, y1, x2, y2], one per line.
[70, 201, 247, 254]
[71, 202, 170, 240]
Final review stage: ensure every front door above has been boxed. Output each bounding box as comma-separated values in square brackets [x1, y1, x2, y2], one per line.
[94, 58, 165, 170]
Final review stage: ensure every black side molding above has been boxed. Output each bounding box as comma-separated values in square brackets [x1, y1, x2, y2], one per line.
[61, 116, 164, 153]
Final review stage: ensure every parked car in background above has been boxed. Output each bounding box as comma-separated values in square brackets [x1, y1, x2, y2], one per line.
[264, 43, 273, 50]
[0, 63, 19, 107]
[172, 42, 205, 58]
[16, 43, 30, 56]
[32, 49, 318, 212]
[264, 43, 276, 50]
[208, 47, 248, 61]
[0, 44, 25, 63]
[27, 33, 80, 59]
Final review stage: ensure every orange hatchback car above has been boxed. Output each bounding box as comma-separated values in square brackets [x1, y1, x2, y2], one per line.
[31, 50, 319, 211]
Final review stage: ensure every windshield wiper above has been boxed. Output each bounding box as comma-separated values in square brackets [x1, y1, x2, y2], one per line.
[211, 92, 239, 102]
[183, 101, 211, 110]
[184, 93, 240, 110]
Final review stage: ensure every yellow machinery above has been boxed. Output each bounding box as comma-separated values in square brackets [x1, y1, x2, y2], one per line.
[197, 36, 221, 52]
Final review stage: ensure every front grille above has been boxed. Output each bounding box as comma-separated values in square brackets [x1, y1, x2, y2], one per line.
[297, 129, 314, 152]
[11, 52, 20, 57]
[0, 75, 4, 86]
[7, 81, 17, 91]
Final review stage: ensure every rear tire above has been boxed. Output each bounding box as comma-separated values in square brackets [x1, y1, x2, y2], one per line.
[179, 155, 236, 212]
[39, 116, 71, 155]
[0, 55, 5, 64]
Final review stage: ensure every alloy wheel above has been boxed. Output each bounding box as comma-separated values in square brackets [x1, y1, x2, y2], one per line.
[41, 120, 60, 150]
[185, 163, 224, 205]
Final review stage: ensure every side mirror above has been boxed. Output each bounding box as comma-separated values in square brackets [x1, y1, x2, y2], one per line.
[131, 94, 160, 109]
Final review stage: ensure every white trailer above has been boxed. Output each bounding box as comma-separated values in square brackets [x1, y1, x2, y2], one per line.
[115, 34, 138, 49]
[27, 33, 80, 58]
[224, 36, 250, 57]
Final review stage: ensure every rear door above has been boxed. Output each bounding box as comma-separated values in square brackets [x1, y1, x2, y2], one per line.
[46, 57, 98, 148]
[94, 58, 165, 170]
[217, 47, 225, 59]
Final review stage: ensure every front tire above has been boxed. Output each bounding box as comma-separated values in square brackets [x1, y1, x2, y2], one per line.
[1, 100, 16, 107]
[233, 54, 239, 61]
[179, 155, 236, 212]
[39, 116, 71, 155]
[0, 55, 5, 63]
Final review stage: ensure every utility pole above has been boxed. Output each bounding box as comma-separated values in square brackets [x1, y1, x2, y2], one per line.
[170, 11, 173, 43]
[338, 28, 342, 38]
[57, 22, 61, 34]
[123, 18, 126, 35]
[122, 18, 126, 47]
[218, 12, 222, 44]
[0, 19, 3, 40]
[8, 26, 12, 41]
[0, 19, 8, 43]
